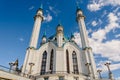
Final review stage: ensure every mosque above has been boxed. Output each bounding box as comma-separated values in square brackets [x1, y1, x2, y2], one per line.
[0, 4, 114, 80]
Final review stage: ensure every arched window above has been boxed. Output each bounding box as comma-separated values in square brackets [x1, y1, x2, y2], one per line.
[66, 50, 70, 73]
[40, 51, 47, 75]
[72, 51, 79, 74]
[50, 49, 54, 73]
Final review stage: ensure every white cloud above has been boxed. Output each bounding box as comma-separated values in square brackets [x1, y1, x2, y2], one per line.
[97, 62, 120, 73]
[108, 13, 118, 23]
[91, 29, 106, 42]
[116, 77, 120, 80]
[117, 12, 120, 16]
[91, 19, 102, 27]
[113, 7, 120, 13]
[29, 6, 35, 10]
[115, 34, 120, 38]
[44, 14, 52, 22]
[90, 12, 120, 62]
[91, 12, 119, 42]
[87, 0, 120, 11]
[87, 3, 101, 11]
[19, 38, 24, 42]
[49, 6, 60, 16]
[88, 28, 93, 33]
[92, 21, 98, 26]
[74, 32, 82, 48]
[74, 31, 120, 62]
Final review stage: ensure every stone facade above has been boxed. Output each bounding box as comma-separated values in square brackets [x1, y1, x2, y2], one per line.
[21, 6, 99, 80]
[0, 5, 112, 80]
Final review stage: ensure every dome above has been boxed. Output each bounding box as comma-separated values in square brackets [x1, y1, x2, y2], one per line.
[56, 24, 63, 33]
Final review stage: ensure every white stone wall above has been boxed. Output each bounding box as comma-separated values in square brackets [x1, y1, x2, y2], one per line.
[23, 41, 89, 75]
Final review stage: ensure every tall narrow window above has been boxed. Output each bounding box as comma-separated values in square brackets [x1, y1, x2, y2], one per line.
[66, 50, 70, 73]
[40, 51, 47, 75]
[50, 49, 54, 73]
[72, 51, 79, 74]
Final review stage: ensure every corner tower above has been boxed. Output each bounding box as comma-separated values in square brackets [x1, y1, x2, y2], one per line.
[76, 7, 98, 79]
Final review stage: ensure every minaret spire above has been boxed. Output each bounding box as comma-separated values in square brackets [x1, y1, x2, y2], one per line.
[29, 5, 44, 49]
[40, 4, 43, 10]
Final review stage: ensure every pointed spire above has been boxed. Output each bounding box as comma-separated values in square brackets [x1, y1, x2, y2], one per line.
[42, 30, 46, 38]
[57, 23, 62, 27]
[76, 2, 82, 12]
[40, 4, 43, 9]
[14, 59, 19, 66]
[57, 20, 62, 27]
[39, 3, 43, 10]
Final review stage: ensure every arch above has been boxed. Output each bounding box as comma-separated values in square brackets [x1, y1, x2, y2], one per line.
[66, 49, 70, 73]
[49, 49, 54, 73]
[40, 51, 47, 75]
[72, 51, 79, 74]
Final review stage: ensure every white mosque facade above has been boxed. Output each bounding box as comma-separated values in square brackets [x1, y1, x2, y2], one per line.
[21, 6, 98, 80]
[0, 5, 113, 80]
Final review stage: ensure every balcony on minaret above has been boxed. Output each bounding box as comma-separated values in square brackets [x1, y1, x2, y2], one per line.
[34, 6, 43, 21]
[36, 9, 43, 16]
[76, 7, 85, 21]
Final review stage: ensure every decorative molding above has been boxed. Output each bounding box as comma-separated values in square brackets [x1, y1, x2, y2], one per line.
[34, 15, 44, 21]
[82, 47, 92, 50]
[27, 47, 36, 50]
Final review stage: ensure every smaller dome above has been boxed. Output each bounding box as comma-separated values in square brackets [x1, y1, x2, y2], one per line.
[71, 34, 75, 38]
[41, 36, 47, 44]
[56, 24, 63, 33]
[70, 33, 75, 42]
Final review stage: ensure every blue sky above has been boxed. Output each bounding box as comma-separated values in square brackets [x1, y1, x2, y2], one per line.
[0, 0, 120, 79]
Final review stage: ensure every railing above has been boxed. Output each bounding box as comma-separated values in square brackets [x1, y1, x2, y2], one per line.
[0, 65, 35, 79]
[40, 71, 88, 76]
[0, 65, 11, 72]
[35, 71, 89, 78]
[0, 65, 110, 80]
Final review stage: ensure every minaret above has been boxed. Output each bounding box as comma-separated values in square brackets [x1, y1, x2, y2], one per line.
[76, 7, 98, 79]
[76, 7, 89, 49]
[29, 5, 44, 49]
[22, 5, 44, 75]
[56, 24, 64, 47]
